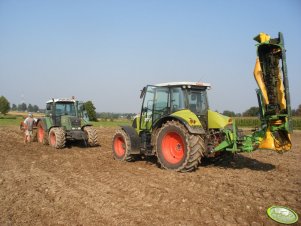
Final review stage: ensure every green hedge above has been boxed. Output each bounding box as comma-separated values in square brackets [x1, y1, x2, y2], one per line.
[234, 117, 301, 130]
[0, 115, 17, 119]
[292, 118, 301, 130]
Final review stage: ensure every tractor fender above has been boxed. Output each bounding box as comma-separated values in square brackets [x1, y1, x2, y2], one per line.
[36, 118, 47, 131]
[36, 117, 54, 132]
[81, 124, 93, 130]
[120, 125, 141, 154]
[153, 116, 206, 135]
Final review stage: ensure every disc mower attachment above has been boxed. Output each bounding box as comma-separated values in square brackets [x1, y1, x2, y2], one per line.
[253, 32, 292, 153]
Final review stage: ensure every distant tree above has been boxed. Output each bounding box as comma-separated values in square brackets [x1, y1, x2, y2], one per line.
[126, 113, 136, 120]
[28, 104, 34, 112]
[33, 105, 39, 112]
[243, 106, 259, 117]
[0, 96, 10, 115]
[295, 104, 301, 116]
[84, 101, 98, 121]
[11, 103, 17, 111]
[18, 103, 27, 112]
[222, 110, 236, 117]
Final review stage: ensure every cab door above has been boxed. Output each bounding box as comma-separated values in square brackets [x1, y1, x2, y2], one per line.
[153, 87, 170, 122]
[140, 86, 156, 130]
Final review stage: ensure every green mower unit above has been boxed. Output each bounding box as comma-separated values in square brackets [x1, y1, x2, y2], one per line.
[37, 98, 98, 149]
[112, 32, 292, 172]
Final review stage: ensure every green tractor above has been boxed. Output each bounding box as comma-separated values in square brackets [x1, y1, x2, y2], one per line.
[36, 98, 98, 149]
[112, 32, 292, 172]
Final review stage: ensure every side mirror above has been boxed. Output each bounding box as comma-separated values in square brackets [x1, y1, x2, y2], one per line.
[140, 87, 146, 99]
[46, 104, 52, 111]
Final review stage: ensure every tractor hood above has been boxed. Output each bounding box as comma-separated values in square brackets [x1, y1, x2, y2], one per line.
[208, 110, 232, 129]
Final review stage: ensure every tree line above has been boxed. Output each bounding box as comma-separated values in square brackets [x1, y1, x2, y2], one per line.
[0, 96, 40, 115]
[1, 95, 301, 119]
[11, 103, 40, 112]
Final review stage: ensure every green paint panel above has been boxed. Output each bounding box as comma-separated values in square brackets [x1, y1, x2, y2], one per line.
[61, 115, 72, 130]
[44, 117, 53, 131]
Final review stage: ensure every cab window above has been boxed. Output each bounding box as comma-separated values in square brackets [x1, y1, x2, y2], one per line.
[188, 90, 208, 115]
[171, 87, 185, 112]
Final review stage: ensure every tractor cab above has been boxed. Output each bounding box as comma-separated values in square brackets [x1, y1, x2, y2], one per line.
[137, 82, 211, 132]
[45, 98, 89, 127]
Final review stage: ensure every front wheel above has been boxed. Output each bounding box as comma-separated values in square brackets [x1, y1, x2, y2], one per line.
[84, 126, 99, 147]
[112, 129, 133, 161]
[156, 120, 204, 172]
[49, 127, 66, 149]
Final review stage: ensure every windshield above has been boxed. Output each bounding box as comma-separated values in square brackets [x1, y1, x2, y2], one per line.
[55, 102, 76, 116]
[187, 90, 208, 115]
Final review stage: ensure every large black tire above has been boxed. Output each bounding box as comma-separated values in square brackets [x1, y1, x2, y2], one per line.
[37, 121, 49, 145]
[112, 129, 134, 161]
[84, 126, 99, 147]
[49, 127, 66, 149]
[156, 120, 204, 172]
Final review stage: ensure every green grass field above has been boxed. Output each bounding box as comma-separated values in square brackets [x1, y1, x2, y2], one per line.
[0, 115, 23, 126]
[1, 113, 300, 130]
[0, 114, 131, 127]
[91, 119, 131, 127]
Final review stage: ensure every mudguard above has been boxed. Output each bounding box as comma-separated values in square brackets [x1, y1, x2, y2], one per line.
[120, 125, 141, 154]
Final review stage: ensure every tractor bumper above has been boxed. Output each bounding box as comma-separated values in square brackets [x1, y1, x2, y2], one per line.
[66, 130, 87, 140]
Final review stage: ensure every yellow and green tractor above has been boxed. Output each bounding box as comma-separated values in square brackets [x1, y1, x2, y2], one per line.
[112, 32, 292, 172]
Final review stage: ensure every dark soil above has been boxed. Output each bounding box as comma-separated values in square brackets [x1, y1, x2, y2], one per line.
[0, 127, 300, 225]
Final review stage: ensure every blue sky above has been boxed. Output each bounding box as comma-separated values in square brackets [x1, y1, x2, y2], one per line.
[0, 0, 300, 113]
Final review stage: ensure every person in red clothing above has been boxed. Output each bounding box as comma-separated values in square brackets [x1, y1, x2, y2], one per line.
[23, 113, 34, 143]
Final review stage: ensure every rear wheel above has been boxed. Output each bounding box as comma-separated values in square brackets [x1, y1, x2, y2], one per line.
[49, 127, 66, 149]
[84, 126, 99, 146]
[156, 120, 204, 172]
[37, 121, 48, 145]
[112, 129, 133, 161]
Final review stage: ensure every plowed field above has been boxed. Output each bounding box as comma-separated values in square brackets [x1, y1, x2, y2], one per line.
[0, 126, 300, 225]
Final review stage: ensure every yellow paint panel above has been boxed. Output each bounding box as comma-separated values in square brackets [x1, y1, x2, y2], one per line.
[259, 129, 275, 150]
[171, 109, 201, 126]
[276, 69, 286, 110]
[254, 32, 271, 43]
[254, 58, 269, 105]
[259, 129, 292, 152]
[208, 110, 231, 129]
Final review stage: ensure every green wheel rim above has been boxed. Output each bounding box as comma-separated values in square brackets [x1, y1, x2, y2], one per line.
[267, 206, 298, 224]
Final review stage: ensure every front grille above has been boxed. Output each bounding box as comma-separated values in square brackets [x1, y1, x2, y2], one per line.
[70, 117, 81, 127]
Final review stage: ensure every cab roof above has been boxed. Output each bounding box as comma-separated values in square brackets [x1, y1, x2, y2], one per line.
[46, 98, 76, 104]
[155, 81, 211, 88]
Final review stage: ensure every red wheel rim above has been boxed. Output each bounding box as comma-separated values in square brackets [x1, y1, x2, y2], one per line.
[161, 132, 185, 164]
[50, 131, 56, 146]
[38, 127, 44, 143]
[114, 136, 125, 157]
